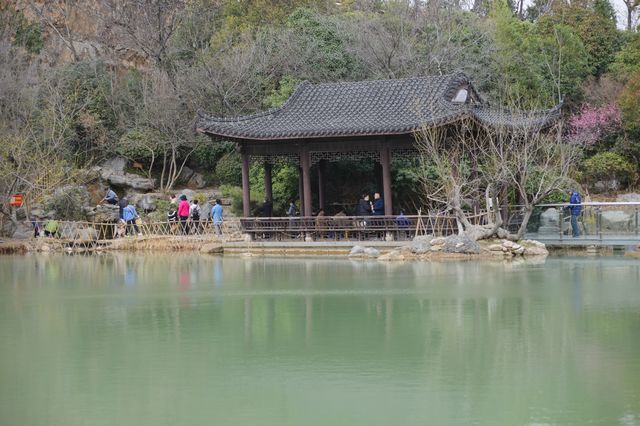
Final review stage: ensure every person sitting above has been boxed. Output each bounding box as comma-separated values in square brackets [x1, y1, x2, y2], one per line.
[44, 219, 59, 237]
[114, 219, 126, 238]
[102, 188, 118, 205]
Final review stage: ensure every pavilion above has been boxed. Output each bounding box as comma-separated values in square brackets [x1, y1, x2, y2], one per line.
[196, 72, 560, 217]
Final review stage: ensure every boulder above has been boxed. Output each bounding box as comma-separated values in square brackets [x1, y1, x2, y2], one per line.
[174, 189, 196, 201]
[364, 247, 380, 258]
[349, 245, 366, 256]
[538, 207, 561, 234]
[178, 166, 195, 183]
[378, 249, 405, 261]
[98, 157, 156, 191]
[75, 227, 98, 243]
[593, 179, 620, 193]
[93, 204, 120, 223]
[616, 193, 640, 203]
[430, 237, 446, 246]
[601, 211, 632, 232]
[520, 239, 549, 256]
[189, 172, 207, 189]
[409, 235, 432, 254]
[200, 243, 223, 254]
[10, 221, 34, 239]
[30, 205, 46, 219]
[441, 235, 481, 254]
[136, 194, 157, 212]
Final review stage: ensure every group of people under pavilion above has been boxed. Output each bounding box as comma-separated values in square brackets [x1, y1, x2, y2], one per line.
[196, 71, 561, 220]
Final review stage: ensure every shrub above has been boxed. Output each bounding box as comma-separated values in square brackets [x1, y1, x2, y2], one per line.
[583, 152, 637, 186]
[215, 152, 242, 186]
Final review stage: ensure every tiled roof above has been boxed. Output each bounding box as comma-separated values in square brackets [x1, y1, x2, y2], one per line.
[196, 72, 560, 141]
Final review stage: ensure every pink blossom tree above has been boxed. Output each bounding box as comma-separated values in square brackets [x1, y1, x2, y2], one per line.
[567, 103, 621, 146]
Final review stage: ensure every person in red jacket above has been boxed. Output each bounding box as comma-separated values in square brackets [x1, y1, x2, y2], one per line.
[178, 195, 190, 235]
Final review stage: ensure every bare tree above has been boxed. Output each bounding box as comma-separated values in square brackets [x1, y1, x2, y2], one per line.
[415, 111, 577, 241]
[100, 0, 185, 85]
[25, 0, 83, 62]
[622, 0, 640, 31]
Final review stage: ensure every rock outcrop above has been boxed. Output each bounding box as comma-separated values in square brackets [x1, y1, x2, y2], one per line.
[97, 158, 156, 191]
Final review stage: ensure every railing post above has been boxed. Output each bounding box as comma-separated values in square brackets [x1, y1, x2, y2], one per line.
[596, 207, 602, 242]
[558, 207, 563, 242]
[635, 207, 639, 237]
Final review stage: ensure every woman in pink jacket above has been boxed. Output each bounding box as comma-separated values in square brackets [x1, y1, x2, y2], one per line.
[178, 195, 190, 235]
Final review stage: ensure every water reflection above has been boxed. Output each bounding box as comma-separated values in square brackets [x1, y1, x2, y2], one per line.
[1, 254, 639, 426]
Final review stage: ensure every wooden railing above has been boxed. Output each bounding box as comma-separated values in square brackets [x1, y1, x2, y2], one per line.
[31, 212, 490, 243]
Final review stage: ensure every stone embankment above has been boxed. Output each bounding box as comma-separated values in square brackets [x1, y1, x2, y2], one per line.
[349, 235, 548, 261]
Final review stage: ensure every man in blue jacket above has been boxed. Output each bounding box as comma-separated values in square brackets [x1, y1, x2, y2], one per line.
[568, 190, 582, 237]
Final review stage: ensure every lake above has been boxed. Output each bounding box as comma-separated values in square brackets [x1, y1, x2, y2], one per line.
[1, 254, 639, 426]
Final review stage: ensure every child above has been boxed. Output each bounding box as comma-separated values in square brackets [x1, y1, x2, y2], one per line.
[115, 219, 126, 238]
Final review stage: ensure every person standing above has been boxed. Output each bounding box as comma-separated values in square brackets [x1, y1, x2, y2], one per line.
[372, 192, 384, 216]
[178, 195, 190, 235]
[123, 203, 141, 236]
[211, 199, 223, 236]
[190, 199, 202, 234]
[103, 187, 118, 205]
[287, 200, 297, 217]
[356, 194, 372, 216]
[118, 197, 128, 220]
[262, 198, 273, 217]
[568, 190, 582, 238]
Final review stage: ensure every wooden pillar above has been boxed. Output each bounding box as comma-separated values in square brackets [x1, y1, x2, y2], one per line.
[241, 152, 251, 217]
[318, 160, 326, 210]
[264, 161, 273, 202]
[300, 147, 312, 216]
[298, 166, 304, 216]
[381, 147, 392, 216]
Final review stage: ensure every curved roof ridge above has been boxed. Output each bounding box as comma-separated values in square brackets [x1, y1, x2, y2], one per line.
[197, 80, 311, 123]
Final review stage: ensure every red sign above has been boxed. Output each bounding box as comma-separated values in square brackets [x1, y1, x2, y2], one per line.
[9, 194, 23, 207]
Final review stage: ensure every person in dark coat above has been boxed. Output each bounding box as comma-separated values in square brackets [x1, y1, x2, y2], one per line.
[262, 198, 273, 217]
[118, 197, 128, 220]
[568, 190, 582, 237]
[356, 194, 372, 216]
[372, 192, 384, 215]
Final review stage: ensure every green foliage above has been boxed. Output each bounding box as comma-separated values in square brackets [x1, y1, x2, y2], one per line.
[272, 163, 300, 214]
[263, 76, 301, 108]
[583, 152, 637, 186]
[14, 20, 43, 55]
[219, 184, 262, 216]
[593, 0, 617, 24]
[610, 33, 640, 79]
[618, 71, 640, 134]
[215, 151, 242, 186]
[492, 4, 591, 105]
[117, 128, 161, 162]
[286, 7, 356, 80]
[191, 139, 236, 169]
[46, 186, 89, 221]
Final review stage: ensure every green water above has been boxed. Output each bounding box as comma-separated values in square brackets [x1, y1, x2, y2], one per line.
[1, 255, 639, 426]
